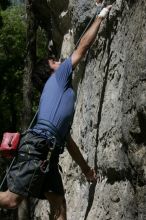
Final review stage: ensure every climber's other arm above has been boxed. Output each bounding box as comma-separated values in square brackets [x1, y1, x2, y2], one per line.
[66, 134, 97, 182]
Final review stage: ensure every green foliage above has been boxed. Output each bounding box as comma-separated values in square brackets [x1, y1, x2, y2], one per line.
[0, 6, 26, 133]
[37, 26, 48, 59]
[0, 6, 26, 60]
[0, 5, 49, 135]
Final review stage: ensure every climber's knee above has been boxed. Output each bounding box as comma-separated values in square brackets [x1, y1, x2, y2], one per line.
[0, 190, 24, 209]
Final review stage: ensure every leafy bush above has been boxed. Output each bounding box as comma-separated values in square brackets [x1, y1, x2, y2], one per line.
[0, 6, 26, 133]
[0, 5, 26, 60]
[0, 4, 49, 134]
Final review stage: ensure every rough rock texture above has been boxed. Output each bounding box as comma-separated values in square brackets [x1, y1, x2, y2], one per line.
[34, 0, 146, 219]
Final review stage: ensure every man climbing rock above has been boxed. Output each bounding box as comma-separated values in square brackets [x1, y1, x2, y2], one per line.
[0, 1, 112, 219]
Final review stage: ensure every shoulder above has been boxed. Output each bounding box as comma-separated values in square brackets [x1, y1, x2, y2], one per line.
[59, 57, 72, 70]
[54, 57, 73, 75]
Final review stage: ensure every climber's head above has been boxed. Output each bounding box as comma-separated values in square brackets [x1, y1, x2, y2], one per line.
[48, 57, 61, 74]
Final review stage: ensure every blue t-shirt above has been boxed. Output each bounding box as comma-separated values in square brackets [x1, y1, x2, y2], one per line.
[33, 57, 75, 139]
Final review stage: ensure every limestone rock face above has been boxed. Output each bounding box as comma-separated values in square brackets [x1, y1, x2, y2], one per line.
[34, 0, 146, 219]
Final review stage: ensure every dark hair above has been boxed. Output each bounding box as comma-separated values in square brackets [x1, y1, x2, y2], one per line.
[32, 58, 52, 91]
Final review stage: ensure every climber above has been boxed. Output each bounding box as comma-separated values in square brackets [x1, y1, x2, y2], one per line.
[0, 1, 112, 220]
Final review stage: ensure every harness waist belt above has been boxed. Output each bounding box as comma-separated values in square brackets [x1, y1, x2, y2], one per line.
[36, 119, 64, 145]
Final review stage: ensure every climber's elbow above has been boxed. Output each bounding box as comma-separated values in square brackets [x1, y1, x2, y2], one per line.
[71, 45, 88, 68]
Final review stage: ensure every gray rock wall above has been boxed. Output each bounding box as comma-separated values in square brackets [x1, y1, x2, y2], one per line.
[34, 0, 146, 219]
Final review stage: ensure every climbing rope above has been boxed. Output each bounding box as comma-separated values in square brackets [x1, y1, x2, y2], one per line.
[73, 1, 106, 111]
[72, 2, 105, 52]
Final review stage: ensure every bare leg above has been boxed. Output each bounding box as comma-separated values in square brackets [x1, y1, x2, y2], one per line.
[0, 189, 24, 209]
[45, 192, 67, 220]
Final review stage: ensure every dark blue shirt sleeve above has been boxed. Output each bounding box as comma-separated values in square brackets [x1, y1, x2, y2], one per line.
[54, 57, 73, 89]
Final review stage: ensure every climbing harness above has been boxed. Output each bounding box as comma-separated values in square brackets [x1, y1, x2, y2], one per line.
[32, 119, 65, 154]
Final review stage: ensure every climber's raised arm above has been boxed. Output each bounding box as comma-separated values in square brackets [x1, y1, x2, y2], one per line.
[71, 5, 112, 68]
